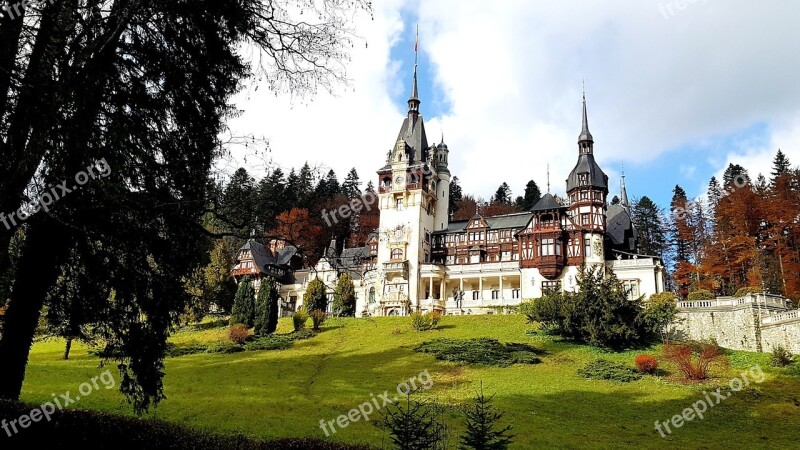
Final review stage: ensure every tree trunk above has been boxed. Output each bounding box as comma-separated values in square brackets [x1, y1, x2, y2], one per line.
[63, 337, 72, 360]
[0, 217, 69, 400]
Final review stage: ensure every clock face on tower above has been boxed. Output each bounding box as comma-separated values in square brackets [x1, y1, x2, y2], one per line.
[395, 175, 404, 185]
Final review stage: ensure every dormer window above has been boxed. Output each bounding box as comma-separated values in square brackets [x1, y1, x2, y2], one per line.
[578, 173, 589, 185]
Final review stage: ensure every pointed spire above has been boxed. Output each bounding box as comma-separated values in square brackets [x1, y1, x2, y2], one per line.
[579, 83, 593, 145]
[620, 168, 630, 211]
[547, 163, 551, 194]
[407, 26, 421, 119]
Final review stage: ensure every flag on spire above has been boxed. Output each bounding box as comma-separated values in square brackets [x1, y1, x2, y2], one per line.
[414, 25, 419, 52]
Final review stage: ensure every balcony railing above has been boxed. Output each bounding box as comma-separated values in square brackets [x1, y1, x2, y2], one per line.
[383, 260, 409, 274]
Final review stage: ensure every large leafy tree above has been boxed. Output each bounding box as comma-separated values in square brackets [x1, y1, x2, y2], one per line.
[0, 0, 370, 411]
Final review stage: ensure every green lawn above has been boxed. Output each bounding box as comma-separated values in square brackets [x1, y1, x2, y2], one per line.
[20, 315, 800, 449]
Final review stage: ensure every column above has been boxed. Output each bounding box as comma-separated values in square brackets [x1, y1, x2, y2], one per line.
[499, 275, 503, 302]
[479, 277, 483, 300]
[429, 277, 434, 300]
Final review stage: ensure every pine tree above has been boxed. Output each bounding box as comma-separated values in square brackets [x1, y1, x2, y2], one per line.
[515, 180, 541, 210]
[449, 176, 463, 216]
[304, 277, 328, 313]
[298, 163, 315, 207]
[771, 149, 791, 182]
[631, 196, 667, 258]
[492, 182, 512, 205]
[460, 385, 514, 450]
[342, 168, 362, 199]
[332, 273, 357, 317]
[231, 276, 255, 327]
[611, 195, 620, 205]
[723, 163, 750, 188]
[254, 276, 279, 335]
[707, 176, 722, 209]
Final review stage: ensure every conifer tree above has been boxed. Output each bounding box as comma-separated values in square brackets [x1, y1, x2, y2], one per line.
[460, 385, 514, 450]
[231, 276, 255, 327]
[333, 273, 357, 317]
[254, 276, 279, 334]
[631, 196, 667, 258]
[771, 149, 791, 182]
[342, 168, 362, 199]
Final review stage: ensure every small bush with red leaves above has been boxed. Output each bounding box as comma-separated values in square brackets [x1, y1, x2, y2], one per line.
[664, 341, 723, 380]
[228, 323, 250, 344]
[634, 354, 659, 374]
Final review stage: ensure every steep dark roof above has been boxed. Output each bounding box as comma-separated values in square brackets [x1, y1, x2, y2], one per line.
[241, 239, 297, 273]
[578, 92, 594, 143]
[566, 153, 608, 192]
[395, 116, 429, 163]
[606, 204, 637, 252]
[433, 213, 533, 234]
[531, 193, 565, 211]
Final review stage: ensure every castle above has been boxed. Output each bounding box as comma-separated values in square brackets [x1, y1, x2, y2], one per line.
[233, 64, 666, 317]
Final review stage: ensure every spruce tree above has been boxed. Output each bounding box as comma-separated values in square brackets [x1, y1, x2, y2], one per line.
[631, 196, 667, 258]
[342, 168, 362, 199]
[492, 182, 512, 205]
[449, 176, 463, 215]
[231, 276, 255, 327]
[771, 149, 791, 182]
[516, 180, 541, 210]
[460, 385, 514, 450]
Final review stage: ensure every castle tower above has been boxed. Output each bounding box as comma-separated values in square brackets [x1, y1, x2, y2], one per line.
[375, 55, 443, 315]
[566, 90, 609, 265]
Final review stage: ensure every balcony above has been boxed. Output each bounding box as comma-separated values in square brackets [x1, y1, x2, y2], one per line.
[383, 260, 409, 275]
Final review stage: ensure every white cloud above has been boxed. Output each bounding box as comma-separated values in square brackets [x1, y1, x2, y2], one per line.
[225, 0, 800, 202]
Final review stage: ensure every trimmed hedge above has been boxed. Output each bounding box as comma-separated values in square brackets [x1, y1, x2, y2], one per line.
[0, 400, 373, 449]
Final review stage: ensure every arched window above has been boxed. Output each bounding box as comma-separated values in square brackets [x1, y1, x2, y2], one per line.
[391, 248, 404, 260]
[368, 287, 376, 304]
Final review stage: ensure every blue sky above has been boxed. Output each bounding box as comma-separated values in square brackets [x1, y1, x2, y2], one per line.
[228, 0, 800, 211]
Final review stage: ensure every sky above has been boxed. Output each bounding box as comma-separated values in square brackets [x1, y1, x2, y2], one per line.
[226, 0, 800, 209]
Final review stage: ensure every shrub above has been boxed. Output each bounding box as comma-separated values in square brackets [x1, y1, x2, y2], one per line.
[293, 309, 309, 331]
[634, 354, 659, 374]
[414, 338, 543, 367]
[663, 341, 723, 380]
[310, 309, 327, 331]
[734, 286, 761, 297]
[639, 295, 678, 343]
[687, 289, 715, 301]
[411, 311, 442, 331]
[771, 345, 794, 367]
[304, 277, 328, 313]
[228, 323, 250, 345]
[578, 359, 642, 382]
[244, 335, 293, 351]
[205, 342, 245, 354]
[521, 265, 652, 350]
[332, 273, 357, 317]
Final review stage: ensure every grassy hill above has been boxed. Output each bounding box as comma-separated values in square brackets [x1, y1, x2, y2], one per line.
[17, 315, 800, 449]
